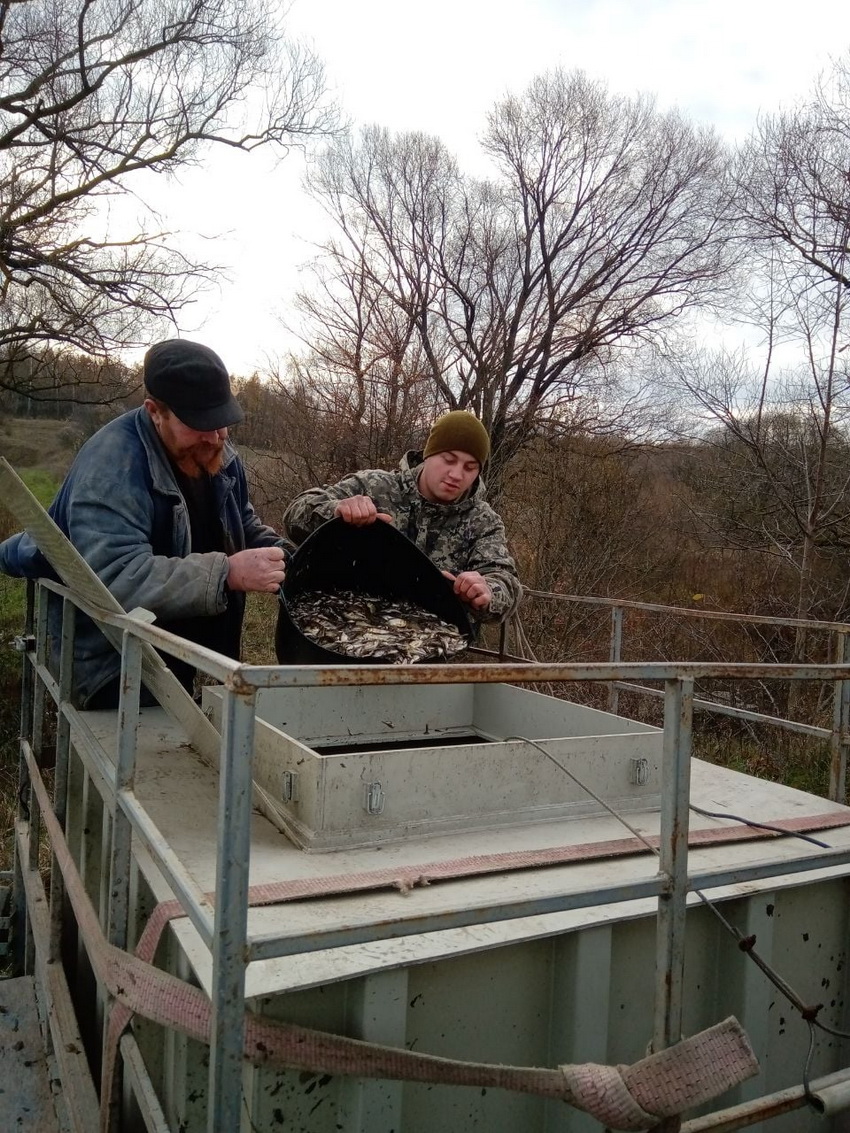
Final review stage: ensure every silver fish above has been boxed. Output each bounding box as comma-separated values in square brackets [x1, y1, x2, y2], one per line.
[288, 589, 468, 664]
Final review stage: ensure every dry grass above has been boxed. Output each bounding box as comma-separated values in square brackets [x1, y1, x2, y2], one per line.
[241, 591, 282, 665]
[1, 416, 79, 484]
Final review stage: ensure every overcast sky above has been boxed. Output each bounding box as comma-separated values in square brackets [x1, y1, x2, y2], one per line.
[141, 0, 850, 376]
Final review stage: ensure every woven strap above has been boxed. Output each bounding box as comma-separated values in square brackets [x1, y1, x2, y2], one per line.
[623, 1019, 759, 1116]
[561, 1063, 657, 1130]
[559, 1017, 759, 1130]
[26, 758, 758, 1132]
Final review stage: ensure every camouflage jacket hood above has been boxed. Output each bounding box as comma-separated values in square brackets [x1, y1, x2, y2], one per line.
[283, 451, 521, 622]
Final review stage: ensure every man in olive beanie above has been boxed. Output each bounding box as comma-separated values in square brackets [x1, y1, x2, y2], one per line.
[423, 410, 490, 466]
[284, 410, 521, 621]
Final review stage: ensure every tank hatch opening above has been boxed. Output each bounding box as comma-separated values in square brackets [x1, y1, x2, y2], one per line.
[203, 681, 662, 851]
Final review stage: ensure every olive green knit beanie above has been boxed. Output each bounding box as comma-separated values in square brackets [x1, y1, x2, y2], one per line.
[422, 410, 490, 466]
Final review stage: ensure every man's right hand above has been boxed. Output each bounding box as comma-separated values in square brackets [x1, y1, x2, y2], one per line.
[227, 546, 287, 593]
[334, 496, 393, 526]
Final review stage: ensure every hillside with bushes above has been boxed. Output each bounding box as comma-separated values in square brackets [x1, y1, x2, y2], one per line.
[0, 403, 843, 877]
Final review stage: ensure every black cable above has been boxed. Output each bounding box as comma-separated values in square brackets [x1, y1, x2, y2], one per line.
[689, 803, 832, 849]
[508, 735, 850, 1052]
[803, 1022, 818, 1107]
[17, 780, 30, 822]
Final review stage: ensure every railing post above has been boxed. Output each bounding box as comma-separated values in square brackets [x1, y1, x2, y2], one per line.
[830, 630, 850, 802]
[18, 585, 51, 976]
[48, 595, 76, 964]
[101, 629, 144, 1132]
[12, 580, 36, 977]
[608, 605, 624, 714]
[654, 677, 693, 1064]
[208, 684, 256, 1133]
[18, 580, 35, 782]
[26, 589, 51, 880]
[108, 628, 145, 950]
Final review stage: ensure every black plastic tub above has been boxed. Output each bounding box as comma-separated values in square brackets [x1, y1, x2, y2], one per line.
[275, 517, 472, 664]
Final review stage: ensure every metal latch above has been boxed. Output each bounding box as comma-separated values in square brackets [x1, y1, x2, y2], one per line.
[630, 757, 650, 786]
[364, 781, 385, 815]
[12, 635, 36, 653]
[282, 770, 299, 803]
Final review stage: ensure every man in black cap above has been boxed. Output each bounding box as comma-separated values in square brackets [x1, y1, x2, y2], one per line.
[0, 339, 290, 707]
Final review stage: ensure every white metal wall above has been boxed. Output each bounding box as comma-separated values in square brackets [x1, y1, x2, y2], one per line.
[122, 867, 850, 1131]
[59, 716, 850, 1133]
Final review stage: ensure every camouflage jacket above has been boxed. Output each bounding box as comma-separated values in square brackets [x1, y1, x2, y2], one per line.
[283, 452, 522, 622]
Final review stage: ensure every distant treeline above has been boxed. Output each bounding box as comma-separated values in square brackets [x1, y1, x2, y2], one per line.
[5, 355, 850, 739]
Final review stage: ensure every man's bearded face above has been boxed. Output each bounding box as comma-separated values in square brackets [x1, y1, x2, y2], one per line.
[147, 401, 227, 477]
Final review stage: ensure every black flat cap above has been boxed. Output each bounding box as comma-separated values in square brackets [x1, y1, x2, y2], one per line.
[143, 339, 244, 431]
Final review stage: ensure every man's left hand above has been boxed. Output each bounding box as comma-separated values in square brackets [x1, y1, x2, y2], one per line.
[442, 570, 492, 611]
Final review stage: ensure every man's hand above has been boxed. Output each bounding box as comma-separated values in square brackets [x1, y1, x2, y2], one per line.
[227, 547, 287, 593]
[442, 569, 493, 611]
[334, 495, 393, 526]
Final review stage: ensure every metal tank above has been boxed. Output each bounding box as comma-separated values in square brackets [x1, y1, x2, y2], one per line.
[42, 667, 849, 1133]
[6, 452, 850, 1133]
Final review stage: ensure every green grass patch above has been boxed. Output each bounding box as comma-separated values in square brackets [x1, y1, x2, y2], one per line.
[0, 469, 59, 624]
[0, 469, 53, 871]
[0, 575, 27, 623]
[20, 468, 60, 507]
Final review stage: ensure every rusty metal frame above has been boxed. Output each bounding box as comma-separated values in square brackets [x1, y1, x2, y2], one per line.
[521, 590, 850, 804]
[10, 574, 850, 1132]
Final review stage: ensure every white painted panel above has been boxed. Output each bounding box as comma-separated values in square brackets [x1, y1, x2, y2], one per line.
[473, 682, 661, 738]
[203, 683, 663, 849]
[252, 683, 475, 744]
[59, 700, 850, 1132]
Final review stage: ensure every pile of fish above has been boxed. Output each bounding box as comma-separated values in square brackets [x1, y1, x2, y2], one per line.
[287, 588, 468, 663]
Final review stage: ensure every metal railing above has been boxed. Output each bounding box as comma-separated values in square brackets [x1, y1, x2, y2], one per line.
[512, 590, 850, 802]
[12, 576, 850, 1133]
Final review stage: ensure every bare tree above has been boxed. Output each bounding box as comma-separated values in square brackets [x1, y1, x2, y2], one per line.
[737, 59, 850, 302]
[670, 52, 850, 689]
[282, 127, 457, 469]
[0, 0, 336, 395]
[287, 241, 445, 471]
[292, 70, 733, 497]
[670, 342, 850, 727]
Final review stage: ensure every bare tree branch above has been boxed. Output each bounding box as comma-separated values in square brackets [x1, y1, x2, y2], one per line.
[290, 69, 734, 497]
[0, 0, 338, 393]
